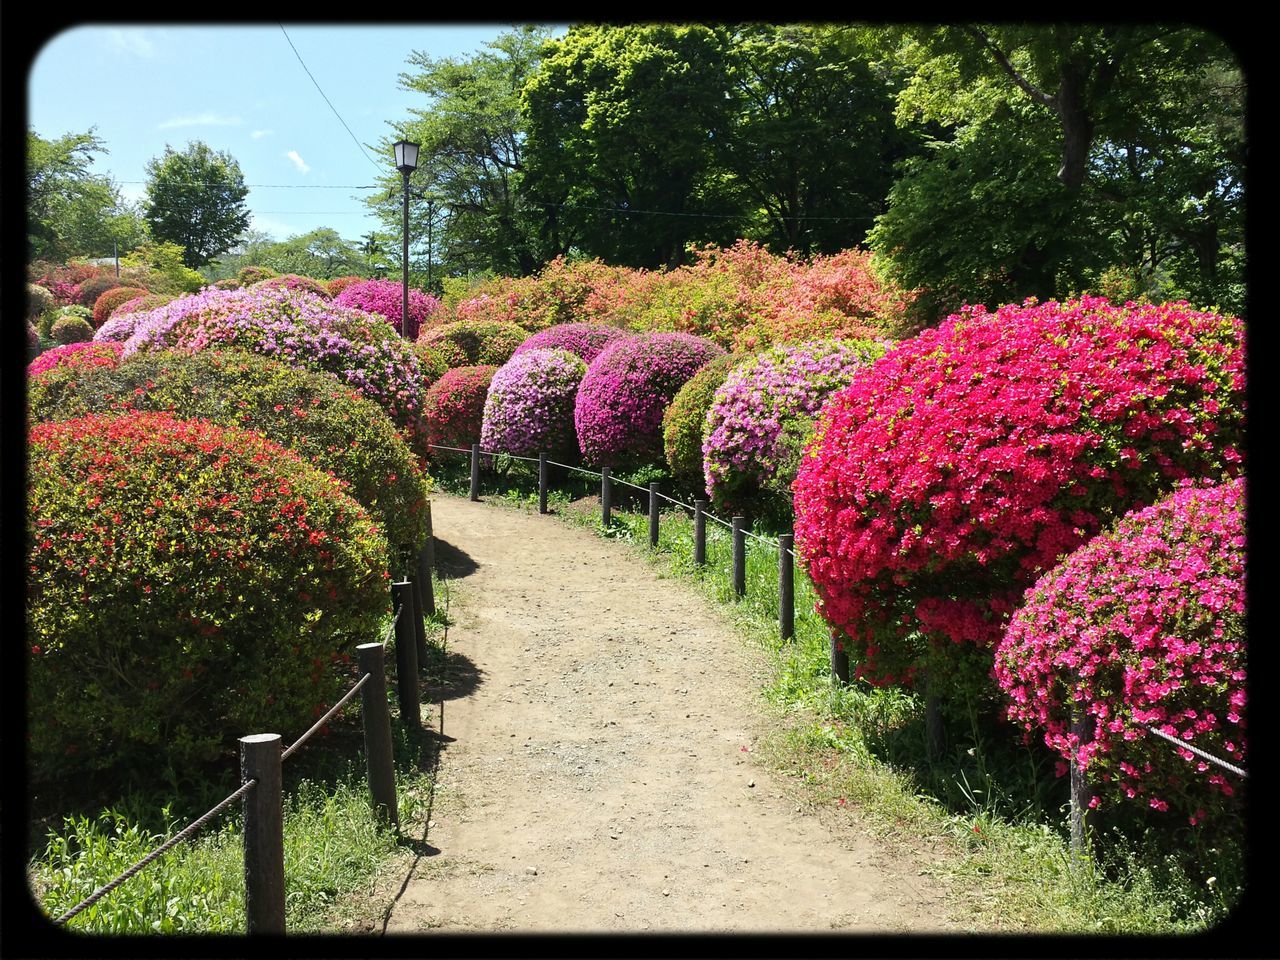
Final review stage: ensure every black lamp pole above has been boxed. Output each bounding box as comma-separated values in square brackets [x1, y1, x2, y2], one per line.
[393, 140, 420, 338]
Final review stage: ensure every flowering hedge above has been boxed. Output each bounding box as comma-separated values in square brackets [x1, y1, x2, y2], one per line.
[326, 275, 363, 298]
[423, 365, 498, 450]
[417, 320, 527, 370]
[793, 297, 1245, 689]
[333, 278, 440, 339]
[575, 333, 724, 469]
[27, 341, 124, 379]
[512, 322, 634, 365]
[28, 349, 431, 550]
[662, 353, 751, 483]
[704, 339, 887, 519]
[117, 286, 428, 448]
[93, 295, 175, 342]
[27, 411, 389, 779]
[50, 314, 95, 345]
[252, 273, 332, 299]
[481, 349, 587, 458]
[92, 287, 150, 328]
[995, 479, 1246, 825]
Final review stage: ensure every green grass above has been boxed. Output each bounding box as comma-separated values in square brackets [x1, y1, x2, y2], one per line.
[428, 455, 1243, 933]
[27, 574, 454, 935]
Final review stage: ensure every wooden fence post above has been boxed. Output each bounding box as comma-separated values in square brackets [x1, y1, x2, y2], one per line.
[356, 642, 399, 828]
[469, 443, 480, 501]
[732, 516, 746, 599]
[694, 500, 706, 567]
[1070, 711, 1093, 864]
[241, 733, 285, 934]
[391, 582, 420, 729]
[407, 572, 428, 669]
[649, 482, 660, 548]
[601, 467, 612, 527]
[778, 533, 794, 641]
[539, 452, 549, 514]
[418, 504, 436, 617]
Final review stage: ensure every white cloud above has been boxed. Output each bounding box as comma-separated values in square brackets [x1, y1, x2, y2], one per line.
[251, 129, 274, 139]
[286, 151, 311, 175]
[104, 28, 155, 58]
[158, 112, 243, 130]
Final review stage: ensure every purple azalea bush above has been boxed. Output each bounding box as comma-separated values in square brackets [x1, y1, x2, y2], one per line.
[703, 338, 887, 517]
[333, 279, 440, 339]
[512, 323, 633, 365]
[119, 285, 427, 444]
[575, 332, 724, 468]
[481, 348, 588, 458]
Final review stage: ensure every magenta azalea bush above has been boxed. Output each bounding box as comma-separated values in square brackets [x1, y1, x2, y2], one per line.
[117, 286, 428, 448]
[575, 332, 724, 469]
[333, 278, 440, 339]
[481, 349, 588, 458]
[28, 341, 124, 378]
[703, 339, 887, 519]
[511, 322, 633, 365]
[423, 365, 498, 451]
[793, 297, 1245, 689]
[995, 479, 1246, 825]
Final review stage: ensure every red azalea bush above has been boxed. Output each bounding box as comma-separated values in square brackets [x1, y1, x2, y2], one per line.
[575, 332, 724, 469]
[326, 275, 363, 298]
[333, 279, 440, 339]
[76, 274, 124, 310]
[27, 341, 124, 378]
[417, 320, 527, 370]
[252, 274, 332, 299]
[792, 297, 1245, 690]
[92, 286, 150, 328]
[34, 262, 106, 307]
[422, 365, 498, 450]
[28, 349, 432, 551]
[27, 411, 390, 780]
[995, 479, 1246, 825]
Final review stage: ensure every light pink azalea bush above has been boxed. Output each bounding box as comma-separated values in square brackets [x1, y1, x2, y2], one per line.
[995, 478, 1246, 826]
[574, 332, 724, 469]
[481, 349, 588, 459]
[333, 278, 440, 339]
[792, 297, 1245, 690]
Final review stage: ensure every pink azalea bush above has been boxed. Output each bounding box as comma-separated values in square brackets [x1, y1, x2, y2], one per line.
[28, 341, 124, 379]
[703, 339, 887, 519]
[423, 365, 498, 451]
[995, 478, 1246, 825]
[575, 332, 724, 469]
[333, 278, 440, 339]
[792, 297, 1245, 689]
[481, 349, 588, 459]
[511, 322, 634, 365]
[117, 285, 428, 448]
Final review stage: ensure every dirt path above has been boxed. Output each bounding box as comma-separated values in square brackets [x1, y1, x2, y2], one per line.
[384, 493, 963, 934]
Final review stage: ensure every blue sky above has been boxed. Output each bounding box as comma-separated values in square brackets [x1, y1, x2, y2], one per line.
[27, 23, 568, 245]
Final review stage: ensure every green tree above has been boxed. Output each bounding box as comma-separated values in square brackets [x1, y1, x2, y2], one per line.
[143, 141, 250, 268]
[26, 127, 147, 262]
[257, 227, 369, 279]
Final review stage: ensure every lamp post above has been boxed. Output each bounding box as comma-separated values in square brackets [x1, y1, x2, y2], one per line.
[393, 139, 420, 339]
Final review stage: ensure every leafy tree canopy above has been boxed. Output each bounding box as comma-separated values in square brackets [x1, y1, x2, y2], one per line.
[143, 140, 250, 268]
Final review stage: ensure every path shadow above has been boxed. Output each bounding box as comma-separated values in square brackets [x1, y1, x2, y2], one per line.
[432, 537, 478, 579]
[420, 648, 484, 703]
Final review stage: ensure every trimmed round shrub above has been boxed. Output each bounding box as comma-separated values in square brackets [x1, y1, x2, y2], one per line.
[42, 304, 93, 339]
[27, 322, 41, 360]
[575, 332, 725, 469]
[417, 320, 526, 370]
[237, 265, 278, 286]
[28, 341, 124, 379]
[92, 286, 150, 328]
[50, 314, 95, 345]
[333, 279, 440, 339]
[27, 283, 54, 320]
[703, 339, 887, 519]
[27, 411, 390, 780]
[995, 479, 1245, 826]
[662, 353, 753, 484]
[326, 275, 363, 298]
[423, 365, 498, 450]
[481, 349, 588, 459]
[119, 286, 428, 448]
[28, 349, 432, 550]
[512, 322, 634, 365]
[252, 273, 332, 299]
[412, 342, 450, 393]
[75, 274, 124, 309]
[793, 297, 1245, 689]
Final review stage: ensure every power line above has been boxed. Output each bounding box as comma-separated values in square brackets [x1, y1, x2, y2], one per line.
[119, 181, 381, 189]
[278, 23, 384, 174]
